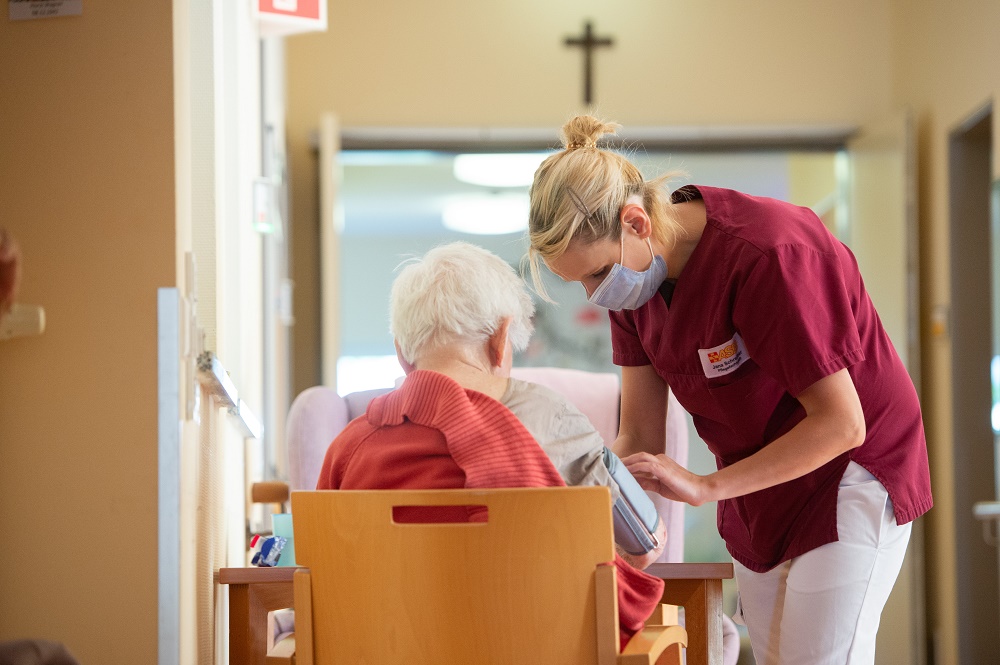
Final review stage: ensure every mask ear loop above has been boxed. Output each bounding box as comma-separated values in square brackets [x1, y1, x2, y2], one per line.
[620, 229, 655, 269]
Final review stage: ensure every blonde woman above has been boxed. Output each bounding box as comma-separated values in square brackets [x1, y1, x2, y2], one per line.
[526, 115, 932, 665]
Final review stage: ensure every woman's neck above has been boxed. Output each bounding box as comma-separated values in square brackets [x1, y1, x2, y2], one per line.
[413, 351, 509, 402]
[659, 199, 707, 280]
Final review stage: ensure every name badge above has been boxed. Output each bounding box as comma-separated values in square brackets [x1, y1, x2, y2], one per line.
[698, 333, 749, 378]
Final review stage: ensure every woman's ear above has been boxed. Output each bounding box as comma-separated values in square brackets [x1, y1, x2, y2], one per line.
[619, 203, 652, 239]
[394, 339, 416, 375]
[488, 317, 513, 371]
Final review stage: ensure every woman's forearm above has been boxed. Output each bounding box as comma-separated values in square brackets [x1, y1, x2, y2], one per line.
[626, 368, 865, 506]
[701, 406, 863, 502]
[615, 364, 669, 457]
[703, 368, 865, 502]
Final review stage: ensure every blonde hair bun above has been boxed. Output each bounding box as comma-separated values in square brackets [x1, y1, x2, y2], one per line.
[560, 115, 620, 151]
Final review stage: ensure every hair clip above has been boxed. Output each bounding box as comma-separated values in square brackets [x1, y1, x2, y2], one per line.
[565, 188, 594, 219]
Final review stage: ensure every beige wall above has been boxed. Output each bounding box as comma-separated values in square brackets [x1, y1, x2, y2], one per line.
[288, 0, 894, 128]
[890, 1, 1000, 663]
[285, 0, 896, 394]
[0, 5, 175, 664]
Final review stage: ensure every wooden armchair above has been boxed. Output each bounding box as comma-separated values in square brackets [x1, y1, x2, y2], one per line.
[284, 487, 687, 664]
[228, 368, 736, 663]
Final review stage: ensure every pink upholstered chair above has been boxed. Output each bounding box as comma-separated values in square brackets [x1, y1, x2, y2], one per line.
[282, 366, 739, 663]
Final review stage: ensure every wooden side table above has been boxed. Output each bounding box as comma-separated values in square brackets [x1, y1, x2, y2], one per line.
[218, 562, 732, 665]
[217, 567, 297, 665]
[647, 562, 734, 665]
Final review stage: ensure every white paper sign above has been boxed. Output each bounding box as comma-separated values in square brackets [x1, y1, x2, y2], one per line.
[9, 0, 82, 21]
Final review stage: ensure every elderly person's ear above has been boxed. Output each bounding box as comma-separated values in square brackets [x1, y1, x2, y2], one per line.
[487, 317, 513, 373]
[394, 339, 416, 375]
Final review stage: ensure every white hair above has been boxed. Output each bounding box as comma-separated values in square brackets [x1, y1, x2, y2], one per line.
[390, 242, 535, 364]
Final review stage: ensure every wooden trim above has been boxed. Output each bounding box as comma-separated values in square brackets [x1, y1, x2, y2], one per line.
[218, 566, 298, 585]
[645, 563, 733, 580]
[595, 564, 620, 665]
[335, 125, 855, 152]
[619, 625, 687, 665]
[645, 604, 680, 627]
[293, 570, 314, 665]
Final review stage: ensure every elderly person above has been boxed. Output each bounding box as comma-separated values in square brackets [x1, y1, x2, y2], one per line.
[316, 241, 666, 645]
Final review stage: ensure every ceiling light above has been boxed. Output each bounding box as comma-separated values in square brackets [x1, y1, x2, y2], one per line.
[452, 153, 548, 188]
[441, 194, 528, 235]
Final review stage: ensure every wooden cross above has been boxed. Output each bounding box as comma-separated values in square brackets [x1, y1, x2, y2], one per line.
[564, 21, 614, 105]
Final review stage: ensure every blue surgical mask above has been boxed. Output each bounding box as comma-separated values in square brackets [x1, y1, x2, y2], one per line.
[588, 235, 667, 311]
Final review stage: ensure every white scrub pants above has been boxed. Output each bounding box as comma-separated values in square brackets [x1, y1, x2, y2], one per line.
[732, 462, 911, 665]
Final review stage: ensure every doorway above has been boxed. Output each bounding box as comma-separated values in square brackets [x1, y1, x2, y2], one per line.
[333, 148, 842, 393]
[326, 145, 842, 661]
[947, 104, 998, 663]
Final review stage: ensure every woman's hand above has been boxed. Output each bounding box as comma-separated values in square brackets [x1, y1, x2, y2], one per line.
[623, 452, 711, 507]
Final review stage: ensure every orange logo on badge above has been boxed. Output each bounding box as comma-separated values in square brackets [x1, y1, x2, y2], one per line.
[707, 342, 737, 364]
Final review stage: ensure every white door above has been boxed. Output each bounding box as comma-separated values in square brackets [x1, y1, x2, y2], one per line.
[948, 106, 999, 663]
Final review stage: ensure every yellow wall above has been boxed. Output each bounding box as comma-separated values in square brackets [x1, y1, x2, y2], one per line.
[0, 5, 175, 663]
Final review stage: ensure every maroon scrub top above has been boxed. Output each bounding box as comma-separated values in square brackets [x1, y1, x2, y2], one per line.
[610, 185, 932, 572]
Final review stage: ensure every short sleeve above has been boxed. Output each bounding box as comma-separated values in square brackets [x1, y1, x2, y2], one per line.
[733, 245, 864, 396]
[609, 309, 652, 366]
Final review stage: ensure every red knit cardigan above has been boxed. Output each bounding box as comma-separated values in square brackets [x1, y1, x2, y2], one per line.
[317, 370, 664, 645]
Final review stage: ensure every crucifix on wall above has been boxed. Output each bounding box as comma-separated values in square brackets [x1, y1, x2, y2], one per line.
[564, 20, 614, 105]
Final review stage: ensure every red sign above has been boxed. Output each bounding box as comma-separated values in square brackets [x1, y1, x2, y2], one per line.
[256, 0, 326, 36]
[258, 0, 320, 21]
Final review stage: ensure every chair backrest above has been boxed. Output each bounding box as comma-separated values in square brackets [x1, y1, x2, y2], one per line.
[285, 366, 689, 561]
[292, 487, 617, 665]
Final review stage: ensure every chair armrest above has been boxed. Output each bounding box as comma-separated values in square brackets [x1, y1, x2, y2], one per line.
[618, 624, 687, 664]
[644, 603, 679, 627]
[265, 635, 295, 664]
[252, 481, 291, 504]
